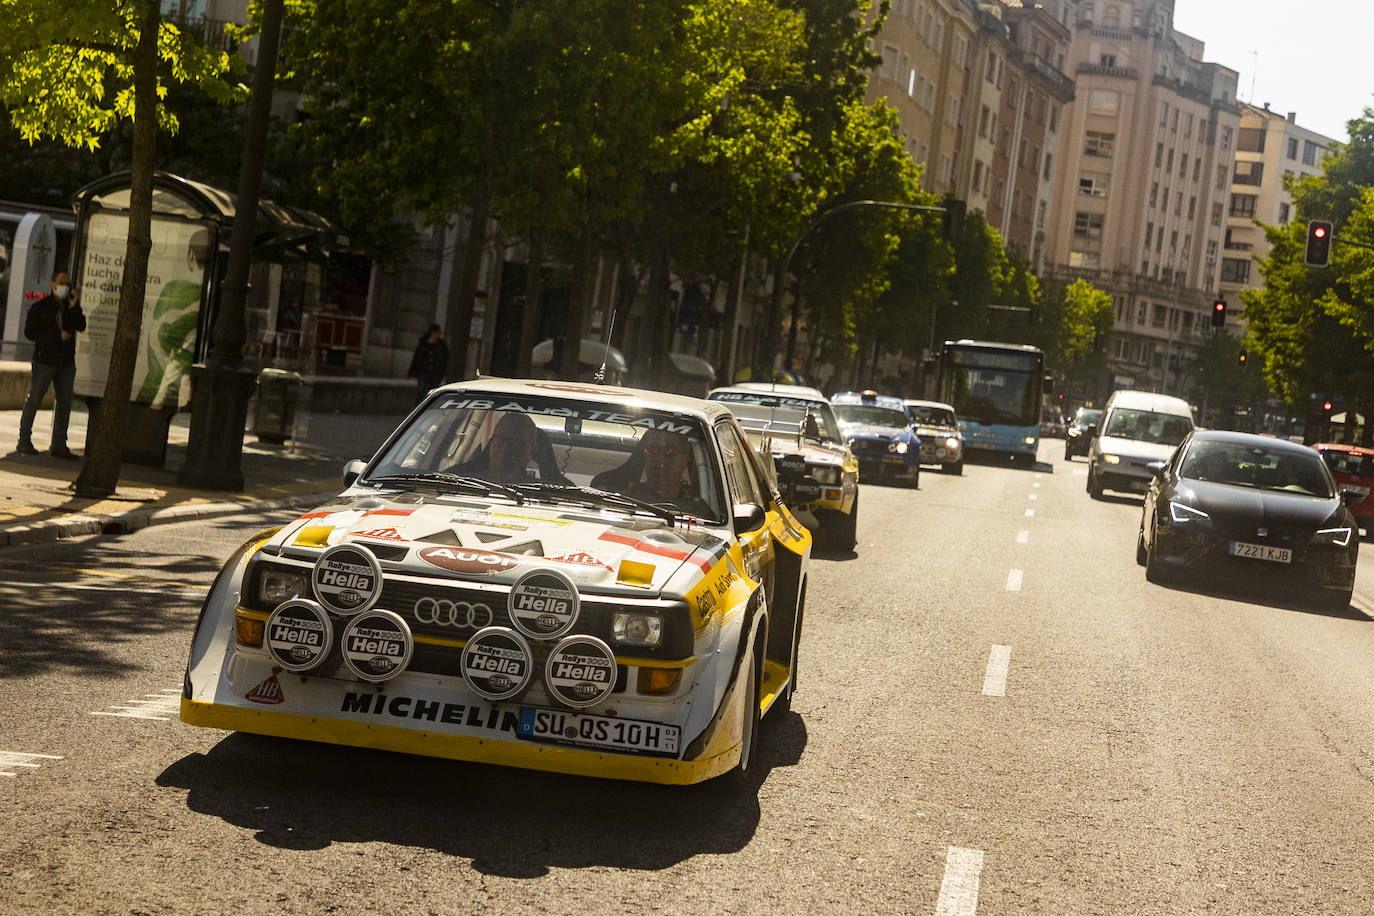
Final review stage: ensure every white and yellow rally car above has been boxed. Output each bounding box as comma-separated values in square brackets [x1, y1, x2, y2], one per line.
[182, 380, 810, 788]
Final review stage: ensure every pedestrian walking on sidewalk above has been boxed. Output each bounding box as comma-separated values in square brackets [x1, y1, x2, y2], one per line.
[407, 324, 449, 405]
[17, 271, 86, 460]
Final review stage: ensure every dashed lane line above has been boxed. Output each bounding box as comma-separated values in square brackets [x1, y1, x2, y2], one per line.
[1016, 530, 1029, 544]
[1025, 508, 1035, 517]
[90, 688, 182, 721]
[934, 846, 985, 916]
[1005, 569, 1023, 591]
[982, 645, 1012, 697]
[0, 751, 63, 777]
[1028, 493, 1038, 500]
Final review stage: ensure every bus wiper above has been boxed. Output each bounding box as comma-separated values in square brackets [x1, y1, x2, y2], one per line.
[512, 482, 677, 526]
[367, 472, 524, 504]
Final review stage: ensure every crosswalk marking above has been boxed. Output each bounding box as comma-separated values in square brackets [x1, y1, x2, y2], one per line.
[0, 751, 63, 778]
[90, 688, 182, 721]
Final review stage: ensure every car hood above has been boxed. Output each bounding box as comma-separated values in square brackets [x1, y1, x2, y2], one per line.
[841, 424, 907, 440]
[772, 440, 846, 466]
[1097, 435, 1178, 463]
[1175, 481, 1345, 532]
[269, 491, 731, 597]
[915, 424, 959, 439]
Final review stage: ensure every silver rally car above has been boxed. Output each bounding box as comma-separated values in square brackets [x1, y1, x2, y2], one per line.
[709, 384, 860, 550]
[903, 399, 964, 474]
[182, 380, 811, 788]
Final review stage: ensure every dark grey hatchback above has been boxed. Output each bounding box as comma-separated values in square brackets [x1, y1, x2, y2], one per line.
[1137, 430, 1362, 610]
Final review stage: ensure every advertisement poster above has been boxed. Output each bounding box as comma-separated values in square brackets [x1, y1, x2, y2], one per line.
[74, 212, 210, 409]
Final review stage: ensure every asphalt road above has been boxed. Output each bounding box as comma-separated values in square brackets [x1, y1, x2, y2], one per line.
[2, 444, 1373, 914]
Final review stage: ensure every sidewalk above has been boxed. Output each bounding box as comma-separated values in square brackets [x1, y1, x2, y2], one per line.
[0, 401, 408, 548]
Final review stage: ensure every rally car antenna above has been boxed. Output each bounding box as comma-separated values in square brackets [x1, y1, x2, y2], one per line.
[594, 308, 617, 383]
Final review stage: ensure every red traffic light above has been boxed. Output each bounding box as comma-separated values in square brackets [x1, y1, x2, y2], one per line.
[1313, 225, 1327, 239]
[1305, 219, 1333, 267]
[1323, 400, 1334, 412]
[1211, 299, 1227, 327]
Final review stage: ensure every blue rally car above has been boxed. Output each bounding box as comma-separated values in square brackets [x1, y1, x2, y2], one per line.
[831, 390, 921, 486]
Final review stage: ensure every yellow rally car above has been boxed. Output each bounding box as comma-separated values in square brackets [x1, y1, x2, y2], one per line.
[182, 379, 810, 789]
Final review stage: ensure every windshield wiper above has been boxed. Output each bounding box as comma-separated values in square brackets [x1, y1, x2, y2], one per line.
[367, 472, 524, 504]
[511, 482, 678, 527]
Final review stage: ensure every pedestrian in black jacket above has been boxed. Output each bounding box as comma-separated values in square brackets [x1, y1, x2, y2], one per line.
[17, 271, 86, 459]
[408, 324, 449, 405]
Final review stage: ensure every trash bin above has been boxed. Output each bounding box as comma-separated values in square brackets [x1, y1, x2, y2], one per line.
[254, 368, 301, 444]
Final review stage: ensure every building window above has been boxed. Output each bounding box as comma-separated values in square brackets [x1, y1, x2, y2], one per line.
[1155, 143, 1163, 167]
[1012, 189, 1022, 217]
[1073, 211, 1105, 239]
[1238, 127, 1266, 153]
[1149, 182, 1158, 207]
[1234, 160, 1264, 186]
[908, 67, 917, 97]
[1136, 301, 1147, 324]
[1193, 157, 1202, 181]
[1279, 201, 1291, 223]
[1166, 148, 1174, 172]
[881, 45, 899, 80]
[1043, 153, 1053, 180]
[1050, 105, 1059, 132]
[972, 160, 984, 191]
[1068, 251, 1101, 269]
[1287, 137, 1299, 159]
[1229, 194, 1257, 218]
[1088, 90, 1119, 116]
[1206, 239, 1218, 264]
[1211, 202, 1223, 226]
[995, 178, 1006, 207]
[1303, 140, 1321, 165]
[1144, 222, 1153, 247]
[1160, 103, 1169, 127]
[1036, 200, 1047, 229]
[1221, 257, 1251, 283]
[1188, 196, 1196, 219]
[1018, 138, 1028, 167]
[1080, 171, 1111, 197]
[1216, 165, 1227, 190]
[1221, 126, 1233, 151]
[1179, 153, 1188, 178]
[1085, 132, 1114, 158]
[980, 105, 990, 136]
[1101, 54, 1116, 67]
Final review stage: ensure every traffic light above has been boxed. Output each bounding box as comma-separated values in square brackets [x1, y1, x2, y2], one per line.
[1323, 399, 1334, 414]
[1211, 299, 1227, 327]
[1305, 220, 1333, 267]
[1238, 348, 1248, 368]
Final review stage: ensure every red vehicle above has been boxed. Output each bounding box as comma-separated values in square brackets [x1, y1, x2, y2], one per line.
[1314, 442, 1374, 531]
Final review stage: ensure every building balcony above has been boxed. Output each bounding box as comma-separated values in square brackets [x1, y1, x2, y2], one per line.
[1077, 62, 1138, 80]
[1018, 52, 1076, 100]
[1041, 265, 1210, 307]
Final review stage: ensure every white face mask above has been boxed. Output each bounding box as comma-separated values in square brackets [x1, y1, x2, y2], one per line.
[55, 285, 70, 299]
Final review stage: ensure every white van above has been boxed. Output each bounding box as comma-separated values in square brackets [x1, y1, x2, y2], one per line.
[1087, 390, 1194, 498]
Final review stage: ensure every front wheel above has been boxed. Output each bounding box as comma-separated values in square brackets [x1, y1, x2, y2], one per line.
[1136, 528, 1148, 566]
[828, 493, 858, 551]
[1087, 467, 1104, 499]
[943, 460, 963, 475]
[1144, 522, 1170, 583]
[713, 643, 761, 793]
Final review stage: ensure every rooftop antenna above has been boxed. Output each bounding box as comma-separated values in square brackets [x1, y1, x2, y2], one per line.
[594, 308, 617, 384]
[1248, 50, 1257, 103]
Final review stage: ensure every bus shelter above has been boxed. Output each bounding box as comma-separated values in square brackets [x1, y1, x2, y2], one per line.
[69, 171, 341, 463]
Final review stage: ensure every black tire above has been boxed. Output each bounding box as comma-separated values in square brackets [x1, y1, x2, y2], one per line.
[714, 642, 761, 792]
[1136, 528, 1148, 566]
[1144, 522, 1170, 583]
[1322, 586, 1354, 613]
[943, 460, 963, 475]
[1064, 447, 1073, 462]
[1087, 467, 1104, 499]
[772, 580, 805, 717]
[830, 493, 858, 551]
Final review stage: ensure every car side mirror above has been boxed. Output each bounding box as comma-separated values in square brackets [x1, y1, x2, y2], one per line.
[1088, 423, 1099, 438]
[1147, 460, 1167, 478]
[342, 459, 367, 487]
[1340, 486, 1367, 506]
[732, 502, 766, 534]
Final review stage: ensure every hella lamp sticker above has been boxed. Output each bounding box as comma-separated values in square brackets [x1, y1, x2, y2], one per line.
[265, 599, 334, 673]
[508, 568, 580, 640]
[545, 635, 617, 708]
[461, 626, 534, 701]
[312, 543, 383, 615]
[340, 610, 413, 683]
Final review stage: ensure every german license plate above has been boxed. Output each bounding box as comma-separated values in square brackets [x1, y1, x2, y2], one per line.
[1229, 541, 1292, 563]
[518, 707, 679, 756]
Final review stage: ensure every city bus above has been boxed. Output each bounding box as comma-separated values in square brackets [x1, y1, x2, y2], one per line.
[935, 340, 1048, 465]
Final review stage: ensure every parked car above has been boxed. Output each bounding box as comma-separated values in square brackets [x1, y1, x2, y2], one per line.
[709, 385, 861, 550]
[182, 380, 811, 789]
[1087, 390, 1194, 498]
[903, 398, 964, 474]
[1138, 429, 1362, 610]
[1064, 407, 1102, 460]
[1313, 442, 1374, 533]
[831, 390, 922, 486]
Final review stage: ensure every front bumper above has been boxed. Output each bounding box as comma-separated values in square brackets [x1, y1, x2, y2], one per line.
[1096, 466, 1152, 494]
[1152, 526, 1357, 593]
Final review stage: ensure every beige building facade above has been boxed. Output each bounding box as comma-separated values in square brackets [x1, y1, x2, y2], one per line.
[1041, 0, 1239, 397]
[1219, 102, 1335, 322]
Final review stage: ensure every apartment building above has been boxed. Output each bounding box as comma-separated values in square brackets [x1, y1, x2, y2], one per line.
[1041, 0, 1240, 397]
[1219, 102, 1335, 319]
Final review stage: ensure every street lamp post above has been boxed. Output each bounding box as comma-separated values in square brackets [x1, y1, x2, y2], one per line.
[758, 199, 944, 381]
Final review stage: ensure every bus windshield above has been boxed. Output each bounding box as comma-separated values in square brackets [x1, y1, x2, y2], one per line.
[939, 344, 1043, 427]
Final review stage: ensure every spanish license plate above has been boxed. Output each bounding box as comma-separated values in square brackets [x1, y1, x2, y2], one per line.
[1229, 541, 1292, 563]
[518, 707, 679, 756]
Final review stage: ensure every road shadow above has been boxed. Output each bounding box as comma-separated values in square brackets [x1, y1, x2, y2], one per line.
[158, 711, 809, 872]
[811, 546, 858, 562]
[1148, 574, 1374, 622]
[962, 451, 1052, 473]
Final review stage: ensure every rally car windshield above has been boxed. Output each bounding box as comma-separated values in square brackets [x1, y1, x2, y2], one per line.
[834, 404, 908, 429]
[709, 394, 841, 442]
[906, 405, 956, 426]
[366, 393, 727, 522]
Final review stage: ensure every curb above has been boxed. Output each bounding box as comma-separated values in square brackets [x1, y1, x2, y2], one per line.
[0, 490, 340, 549]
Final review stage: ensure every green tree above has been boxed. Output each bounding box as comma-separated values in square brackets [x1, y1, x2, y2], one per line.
[1043, 279, 1113, 391]
[0, 0, 244, 496]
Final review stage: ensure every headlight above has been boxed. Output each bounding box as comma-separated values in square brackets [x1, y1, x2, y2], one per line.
[890, 441, 908, 454]
[811, 465, 841, 486]
[1103, 454, 1121, 465]
[945, 437, 960, 450]
[260, 567, 310, 605]
[1022, 436, 1037, 445]
[1315, 526, 1353, 547]
[612, 612, 663, 647]
[1169, 501, 1209, 523]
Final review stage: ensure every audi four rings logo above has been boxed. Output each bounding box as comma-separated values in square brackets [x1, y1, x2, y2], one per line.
[413, 597, 494, 629]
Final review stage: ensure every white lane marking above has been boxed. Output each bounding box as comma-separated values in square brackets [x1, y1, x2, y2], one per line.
[90, 688, 182, 721]
[1024, 508, 1035, 517]
[935, 846, 985, 916]
[1005, 569, 1023, 591]
[1028, 493, 1038, 500]
[982, 645, 1012, 697]
[0, 751, 64, 777]
[1074, 469, 1087, 476]
[1033, 482, 1041, 488]
[1016, 530, 1029, 544]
